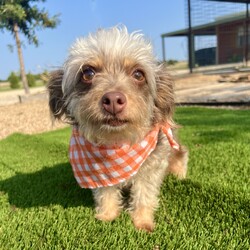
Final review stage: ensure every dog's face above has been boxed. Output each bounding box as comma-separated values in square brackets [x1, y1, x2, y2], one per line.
[48, 27, 175, 145]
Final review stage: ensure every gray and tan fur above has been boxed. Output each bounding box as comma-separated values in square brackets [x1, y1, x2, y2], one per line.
[48, 26, 188, 232]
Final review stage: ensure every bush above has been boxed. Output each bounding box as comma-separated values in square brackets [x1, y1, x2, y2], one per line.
[8, 72, 20, 89]
[167, 59, 178, 66]
[40, 71, 49, 85]
[27, 73, 36, 87]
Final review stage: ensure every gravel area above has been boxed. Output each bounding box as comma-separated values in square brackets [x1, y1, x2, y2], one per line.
[0, 99, 67, 140]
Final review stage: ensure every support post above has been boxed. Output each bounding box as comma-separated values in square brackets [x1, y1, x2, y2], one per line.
[245, 3, 249, 66]
[188, 0, 193, 73]
[161, 36, 166, 62]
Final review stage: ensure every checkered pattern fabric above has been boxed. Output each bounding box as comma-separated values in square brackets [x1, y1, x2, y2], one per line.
[69, 124, 179, 189]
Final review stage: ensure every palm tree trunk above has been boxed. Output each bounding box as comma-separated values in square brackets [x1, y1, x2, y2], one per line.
[13, 23, 30, 94]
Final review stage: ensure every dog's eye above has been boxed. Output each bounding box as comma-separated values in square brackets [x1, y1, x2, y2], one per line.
[132, 70, 145, 82]
[82, 67, 95, 83]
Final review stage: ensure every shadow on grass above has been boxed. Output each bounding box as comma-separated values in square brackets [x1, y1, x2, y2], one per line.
[0, 163, 93, 209]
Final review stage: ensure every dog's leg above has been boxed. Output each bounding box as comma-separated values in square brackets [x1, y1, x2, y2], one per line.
[129, 153, 168, 232]
[128, 139, 171, 232]
[129, 177, 163, 232]
[93, 186, 122, 221]
[166, 148, 188, 179]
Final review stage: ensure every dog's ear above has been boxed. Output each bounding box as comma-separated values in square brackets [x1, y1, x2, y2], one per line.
[154, 63, 175, 125]
[47, 70, 66, 120]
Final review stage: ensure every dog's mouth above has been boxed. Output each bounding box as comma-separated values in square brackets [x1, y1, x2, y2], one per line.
[102, 118, 129, 127]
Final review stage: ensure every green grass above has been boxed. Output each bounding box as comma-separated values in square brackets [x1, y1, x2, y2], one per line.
[0, 107, 249, 249]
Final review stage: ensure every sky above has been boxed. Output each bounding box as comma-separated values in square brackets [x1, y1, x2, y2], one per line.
[0, 0, 187, 80]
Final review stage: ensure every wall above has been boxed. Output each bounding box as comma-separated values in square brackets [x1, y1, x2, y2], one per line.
[217, 21, 246, 64]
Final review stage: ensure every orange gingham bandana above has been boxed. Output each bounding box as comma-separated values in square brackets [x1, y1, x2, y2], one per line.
[69, 124, 179, 189]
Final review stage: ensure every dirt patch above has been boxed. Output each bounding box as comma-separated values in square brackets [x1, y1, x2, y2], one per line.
[173, 73, 250, 103]
[0, 99, 67, 140]
[174, 73, 221, 89]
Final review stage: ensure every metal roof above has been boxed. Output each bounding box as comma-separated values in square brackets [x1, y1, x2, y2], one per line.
[207, 0, 250, 3]
[162, 11, 248, 38]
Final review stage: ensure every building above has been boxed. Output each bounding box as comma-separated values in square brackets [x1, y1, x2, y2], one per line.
[161, 0, 250, 72]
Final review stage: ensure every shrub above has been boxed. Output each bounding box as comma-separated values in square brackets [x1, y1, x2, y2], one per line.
[26, 73, 36, 87]
[27, 73, 36, 87]
[40, 71, 49, 85]
[167, 59, 178, 66]
[8, 72, 20, 89]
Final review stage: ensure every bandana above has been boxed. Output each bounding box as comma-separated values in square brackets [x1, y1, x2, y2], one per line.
[69, 124, 179, 189]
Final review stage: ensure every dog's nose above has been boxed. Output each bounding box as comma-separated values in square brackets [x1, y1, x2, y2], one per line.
[101, 91, 127, 115]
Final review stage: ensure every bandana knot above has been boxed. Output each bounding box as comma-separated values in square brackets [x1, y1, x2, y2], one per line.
[69, 124, 179, 189]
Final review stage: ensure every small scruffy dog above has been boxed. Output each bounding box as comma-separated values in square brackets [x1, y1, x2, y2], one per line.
[48, 26, 188, 232]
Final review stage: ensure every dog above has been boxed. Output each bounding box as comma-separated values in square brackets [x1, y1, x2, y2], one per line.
[47, 26, 188, 232]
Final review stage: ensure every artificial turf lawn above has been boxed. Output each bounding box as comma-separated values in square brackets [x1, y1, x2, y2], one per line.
[0, 107, 249, 249]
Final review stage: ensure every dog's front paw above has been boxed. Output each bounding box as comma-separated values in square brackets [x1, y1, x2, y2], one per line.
[131, 207, 155, 232]
[133, 219, 155, 232]
[95, 210, 120, 222]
